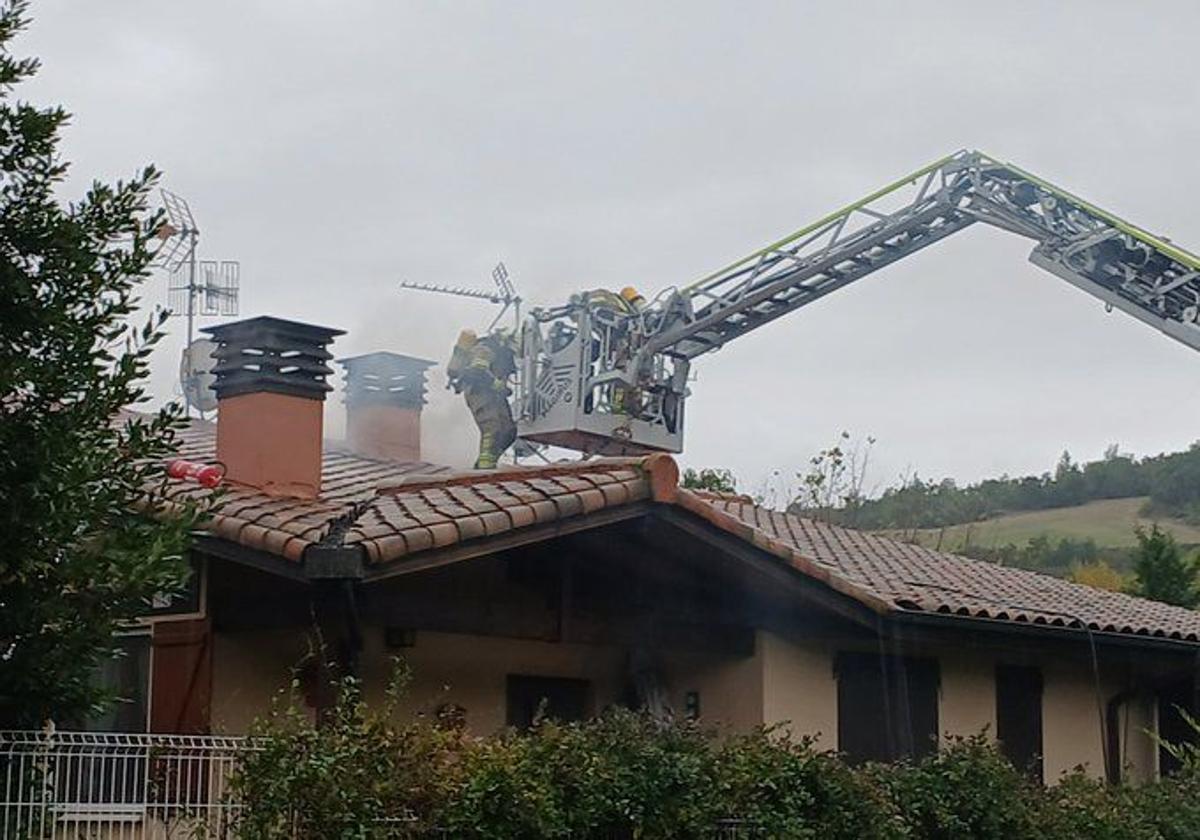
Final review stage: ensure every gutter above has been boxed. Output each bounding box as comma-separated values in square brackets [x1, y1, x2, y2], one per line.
[890, 609, 1200, 656]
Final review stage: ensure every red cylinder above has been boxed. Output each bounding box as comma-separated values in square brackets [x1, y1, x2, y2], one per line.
[166, 459, 224, 488]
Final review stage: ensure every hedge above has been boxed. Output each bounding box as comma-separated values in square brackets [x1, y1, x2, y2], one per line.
[221, 671, 1200, 840]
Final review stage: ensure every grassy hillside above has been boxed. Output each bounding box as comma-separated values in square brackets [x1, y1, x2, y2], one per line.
[886, 497, 1200, 552]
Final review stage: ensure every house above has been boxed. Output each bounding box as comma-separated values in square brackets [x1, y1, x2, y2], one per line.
[128, 315, 1200, 786]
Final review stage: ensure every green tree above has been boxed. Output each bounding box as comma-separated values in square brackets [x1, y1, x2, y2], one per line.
[0, 2, 205, 727]
[1128, 524, 1200, 608]
[681, 467, 737, 494]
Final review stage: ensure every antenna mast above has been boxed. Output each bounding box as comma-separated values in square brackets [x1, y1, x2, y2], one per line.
[154, 188, 242, 416]
[399, 261, 522, 332]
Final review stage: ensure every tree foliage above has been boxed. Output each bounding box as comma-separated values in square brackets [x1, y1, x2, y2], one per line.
[847, 443, 1200, 533]
[681, 467, 737, 494]
[1068, 559, 1128, 593]
[0, 1, 205, 726]
[1129, 524, 1200, 609]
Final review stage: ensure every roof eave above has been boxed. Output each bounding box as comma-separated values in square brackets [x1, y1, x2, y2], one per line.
[891, 608, 1200, 655]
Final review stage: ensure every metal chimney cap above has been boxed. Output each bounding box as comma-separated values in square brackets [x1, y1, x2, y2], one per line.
[202, 316, 345, 402]
[337, 351, 437, 371]
[339, 351, 437, 410]
[202, 315, 346, 343]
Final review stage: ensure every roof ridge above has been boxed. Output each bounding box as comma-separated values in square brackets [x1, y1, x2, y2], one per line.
[688, 488, 756, 504]
[373, 456, 656, 496]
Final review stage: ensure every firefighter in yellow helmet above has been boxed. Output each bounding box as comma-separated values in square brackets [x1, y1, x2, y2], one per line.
[610, 286, 645, 416]
[447, 328, 518, 469]
[619, 286, 646, 309]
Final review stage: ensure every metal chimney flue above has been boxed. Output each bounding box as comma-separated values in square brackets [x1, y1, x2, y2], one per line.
[203, 316, 344, 498]
[340, 352, 435, 463]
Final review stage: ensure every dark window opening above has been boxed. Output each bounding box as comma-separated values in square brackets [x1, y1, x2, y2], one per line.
[1158, 676, 1198, 776]
[80, 633, 151, 733]
[836, 652, 939, 764]
[57, 634, 152, 807]
[996, 664, 1043, 782]
[506, 675, 590, 730]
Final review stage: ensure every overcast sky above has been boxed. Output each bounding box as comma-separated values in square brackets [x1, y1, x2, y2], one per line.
[20, 1, 1200, 493]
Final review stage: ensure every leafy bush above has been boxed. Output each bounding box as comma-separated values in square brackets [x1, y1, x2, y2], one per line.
[223, 669, 1200, 840]
[870, 736, 1039, 840]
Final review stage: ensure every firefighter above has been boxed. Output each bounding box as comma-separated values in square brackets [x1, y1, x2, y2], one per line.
[610, 286, 646, 416]
[619, 286, 646, 310]
[447, 328, 518, 469]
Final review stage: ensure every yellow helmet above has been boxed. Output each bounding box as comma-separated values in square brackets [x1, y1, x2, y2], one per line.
[620, 286, 645, 305]
[455, 329, 478, 348]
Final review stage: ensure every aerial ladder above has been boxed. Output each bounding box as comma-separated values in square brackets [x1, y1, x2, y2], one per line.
[514, 149, 1200, 456]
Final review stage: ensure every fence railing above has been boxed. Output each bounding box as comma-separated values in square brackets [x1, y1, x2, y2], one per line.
[0, 729, 249, 839]
[1, 730, 763, 839]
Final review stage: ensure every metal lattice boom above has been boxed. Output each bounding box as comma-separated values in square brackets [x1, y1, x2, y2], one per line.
[516, 150, 1200, 455]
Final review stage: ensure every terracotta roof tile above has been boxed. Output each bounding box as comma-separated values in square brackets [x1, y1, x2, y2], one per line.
[480, 510, 512, 535]
[162, 417, 1200, 645]
[507, 505, 537, 530]
[691, 490, 1200, 643]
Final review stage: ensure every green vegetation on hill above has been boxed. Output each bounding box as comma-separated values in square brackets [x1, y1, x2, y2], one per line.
[892, 498, 1200, 553]
[889, 498, 1200, 586]
[848, 444, 1200, 533]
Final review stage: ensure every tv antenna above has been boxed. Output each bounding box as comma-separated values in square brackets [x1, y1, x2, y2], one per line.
[153, 188, 241, 416]
[400, 261, 522, 332]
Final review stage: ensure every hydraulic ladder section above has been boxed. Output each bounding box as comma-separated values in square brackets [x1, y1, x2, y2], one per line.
[517, 150, 1200, 455]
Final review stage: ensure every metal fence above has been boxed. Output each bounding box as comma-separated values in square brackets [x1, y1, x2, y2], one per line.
[1, 730, 763, 839]
[0, 730, 248, 839]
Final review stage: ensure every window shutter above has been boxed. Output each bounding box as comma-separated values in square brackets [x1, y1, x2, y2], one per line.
[150, 618, 212, 734]
[996, 665, 1043, 781]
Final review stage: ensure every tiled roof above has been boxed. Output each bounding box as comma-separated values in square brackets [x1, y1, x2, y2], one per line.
[350, 464, 651, 564]
[163, 419, 449, 562]
[683, 490, 1200, 643]
[161, 419, 654, 564]
[160, 418, 1200, 644]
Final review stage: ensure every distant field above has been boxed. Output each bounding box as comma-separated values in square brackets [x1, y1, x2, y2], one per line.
[883, 497, 1200, 551]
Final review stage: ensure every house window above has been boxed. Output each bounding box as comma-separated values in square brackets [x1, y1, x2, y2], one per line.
[506, 675, 590, 730]
[995, 665, 1043, 781]
[836, 652, 939, 764]
[82, 633, 151, 733]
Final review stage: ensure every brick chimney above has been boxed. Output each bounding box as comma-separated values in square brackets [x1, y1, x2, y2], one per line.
[203, 316, 344, 498]
[339, 351, 435, 462]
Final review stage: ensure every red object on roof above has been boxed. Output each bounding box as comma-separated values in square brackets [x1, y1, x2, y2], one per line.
[166, 458, 224, 489]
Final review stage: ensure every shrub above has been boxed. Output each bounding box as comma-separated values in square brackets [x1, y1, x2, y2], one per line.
[872, 735, 1040, 840]
[224, 668, 1200, 840]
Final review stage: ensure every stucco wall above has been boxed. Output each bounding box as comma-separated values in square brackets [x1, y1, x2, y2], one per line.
[937, 649, 996, 742]
[211, 628, 310, 734]
[360, 629, 629, 734]
[1041, 662, 1110, 780]
[759, 632, 837, 751]
[208, 624, 1162, 784]
[211, 625, 766, 735]
[1116, 692, 1157, 784]
[662, 641, 765, 732]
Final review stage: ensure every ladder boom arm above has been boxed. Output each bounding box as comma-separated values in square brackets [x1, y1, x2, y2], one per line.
[644, 150, 1200, 362]
[515, 149, 1200, 457]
